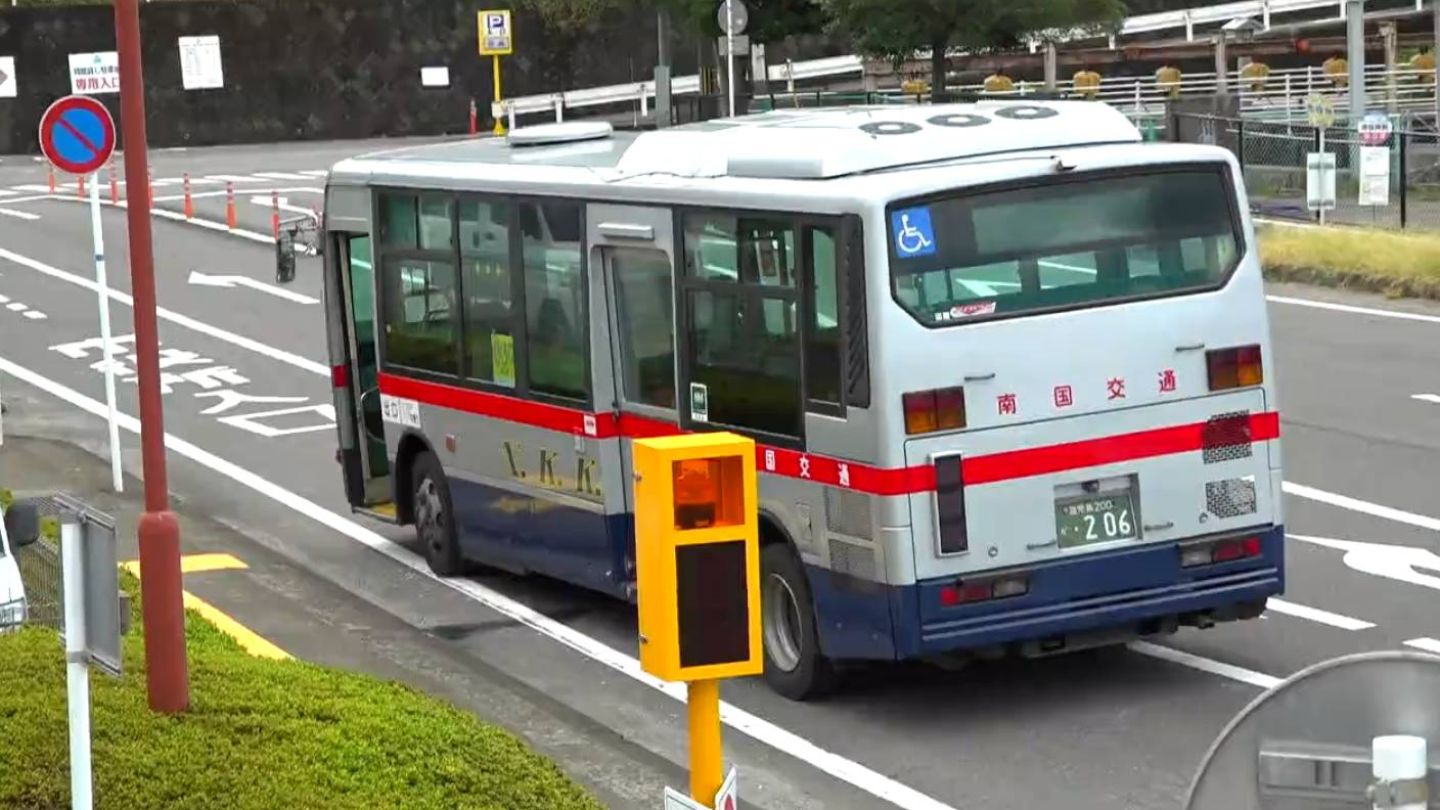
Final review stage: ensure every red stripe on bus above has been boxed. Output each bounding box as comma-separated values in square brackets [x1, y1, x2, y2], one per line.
[962, 412, 1280, 486]
[377, 372, 1277, 495]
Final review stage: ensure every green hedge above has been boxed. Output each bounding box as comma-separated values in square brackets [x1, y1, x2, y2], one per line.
[0, 573, 604, 810]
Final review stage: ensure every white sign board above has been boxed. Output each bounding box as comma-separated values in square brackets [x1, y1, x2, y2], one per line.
[1359, 145, 1390, 206]
[1306, 152, 1336, 211]
[0, 56, 16, 99]
[661, 768, 738, 810]
[420, 66, 450, 87]
[717, 34, 751, 57]
[178, 35, 224, 90]
[68, 52, 120, 95]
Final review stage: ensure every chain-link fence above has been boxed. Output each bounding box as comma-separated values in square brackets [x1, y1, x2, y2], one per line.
[15, 536, 61, 629]
[1174, 113, 1440, 231]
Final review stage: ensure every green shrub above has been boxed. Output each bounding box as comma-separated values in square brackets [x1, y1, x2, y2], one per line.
[0, 573, 604, 810]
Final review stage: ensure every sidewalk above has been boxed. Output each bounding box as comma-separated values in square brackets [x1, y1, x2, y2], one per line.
[0, 433, 680, 809]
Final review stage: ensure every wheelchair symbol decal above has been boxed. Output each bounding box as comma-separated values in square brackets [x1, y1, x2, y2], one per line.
[891, 207, 936, 258]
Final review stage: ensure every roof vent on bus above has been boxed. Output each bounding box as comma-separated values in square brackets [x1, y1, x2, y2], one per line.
[505, 121, 614, 147]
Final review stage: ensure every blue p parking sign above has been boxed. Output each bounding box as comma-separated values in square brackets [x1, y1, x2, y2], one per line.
[891, 206, 936, 258]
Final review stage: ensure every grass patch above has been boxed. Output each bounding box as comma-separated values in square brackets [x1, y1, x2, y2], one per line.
[1258, 224, 1440, 299]
[0, 572, 604, 810]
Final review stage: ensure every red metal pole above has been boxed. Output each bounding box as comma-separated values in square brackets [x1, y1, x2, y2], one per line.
[109, 162, 119, 204]
[183, 172, 193, 219]
[115, 0, 189, 715]
[47, 162, 55, 194]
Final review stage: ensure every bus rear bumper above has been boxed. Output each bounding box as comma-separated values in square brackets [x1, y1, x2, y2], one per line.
[905, 525, 1285, 660]
[808, 525, 1284, 662]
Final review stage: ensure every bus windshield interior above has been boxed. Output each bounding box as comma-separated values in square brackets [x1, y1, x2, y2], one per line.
[888, 167, 1241, 326]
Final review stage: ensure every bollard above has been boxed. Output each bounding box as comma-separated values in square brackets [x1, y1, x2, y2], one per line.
[469, 99, 478, 136]
[271, 190, 280, 239]
[109, 163, 119, 204]
[225, 182, 236, 230]
[47, 162, 56, 194]
[78, 173, 86, 200]
[182, 173, 193, 219]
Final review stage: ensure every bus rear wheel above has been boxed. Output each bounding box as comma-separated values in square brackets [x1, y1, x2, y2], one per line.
[412, 451, 463, 577]
[761, 543, 836, 701]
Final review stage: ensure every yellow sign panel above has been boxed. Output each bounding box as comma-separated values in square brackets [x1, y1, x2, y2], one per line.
[478, 9, 514, 56]
[491, 332, 515, 386]
[634, 433, 761, 683]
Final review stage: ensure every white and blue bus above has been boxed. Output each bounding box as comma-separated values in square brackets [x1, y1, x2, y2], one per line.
[304, 101, 1284, 700]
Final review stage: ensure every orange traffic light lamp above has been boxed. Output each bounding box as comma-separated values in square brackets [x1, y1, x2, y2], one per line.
[633, 432, 759, 809]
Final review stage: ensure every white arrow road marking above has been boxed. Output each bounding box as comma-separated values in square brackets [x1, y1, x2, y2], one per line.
[1403, 637, 1440, 655]
[187, 270, 319, 305]
[1290, 534, 1440, 591]
[1264, 597, 1374, 630]
[249, 195, 316, 217]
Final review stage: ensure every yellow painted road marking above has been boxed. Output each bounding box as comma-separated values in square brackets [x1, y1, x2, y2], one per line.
[121, 554, 292, 661]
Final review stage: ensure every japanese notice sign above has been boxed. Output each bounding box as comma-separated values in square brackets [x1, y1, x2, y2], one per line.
[0, 56, 16, 99]
[478, 9, 513, 56]
[178, 35, 224, 90]
[68, 52, 120, 95]
[1358, 145, 1390, 206]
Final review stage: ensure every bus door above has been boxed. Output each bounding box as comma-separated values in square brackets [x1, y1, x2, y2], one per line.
[589, 205, 680, 589]
[326, 228, 393, 516]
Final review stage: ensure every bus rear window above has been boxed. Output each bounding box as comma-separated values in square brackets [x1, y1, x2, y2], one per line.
[887, 168, 1241, 326]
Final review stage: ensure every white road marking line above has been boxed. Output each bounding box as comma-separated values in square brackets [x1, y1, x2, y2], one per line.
[1264, 598, 1375, 630]
[0, 190, 16, 197]
[1266, 294, 1440, 325]
[1283, 481, 1440, 533]
[6, 302, 26, 311]
[0, 208, 39, 221]
[0, 354, 962, 810]
[253, 172, 314, 181]
[1403, 638, 1440, 655]
[22, 310, 46, 320]
[206, 174, 268, 183]
[0, 247, 328, 376]
[299, 170, 329, 177]
[1412, 394, 1440, 404]
[1128, 641, 1283, 690]
[13, 184, 52, 193]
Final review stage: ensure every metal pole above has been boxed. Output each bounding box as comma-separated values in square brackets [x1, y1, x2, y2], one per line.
[655, 7, 672, 128]
[726, 0, 735, 118]
[687, 679, 723, 804]
[492, 55, 506, 137]
[89, 173, 122, 495]
[1434, 0, 1439, 130]
[1320, 126, 1329, 226]
[1044, 41, 1057, 91]
[114, 0, 190, 715]
[62, 520, 93, 810]
[1215, 35, 1229, 95]
[1382, 22, 1398, 116]
[1348, 0, 1366, 126]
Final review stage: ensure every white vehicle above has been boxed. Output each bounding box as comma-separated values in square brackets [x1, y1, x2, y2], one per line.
[295, 101, 1284, 700]
[0, 499, 39, 631]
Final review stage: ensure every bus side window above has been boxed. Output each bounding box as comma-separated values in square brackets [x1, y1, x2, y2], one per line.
[379, 192, 459, 375]
[460, 196, 517, 387]
[522, 201, 588, 401]
[805, 226, 842, 410]
[682, 213, 802, 439]
[611, 248, 677, 409]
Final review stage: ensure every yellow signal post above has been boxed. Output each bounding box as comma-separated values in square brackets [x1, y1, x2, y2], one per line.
[633, 433, 760, 808]
[477, 9, 514, 137]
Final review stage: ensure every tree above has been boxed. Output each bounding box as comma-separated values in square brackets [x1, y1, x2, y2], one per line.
[823, 0, 1126, 102]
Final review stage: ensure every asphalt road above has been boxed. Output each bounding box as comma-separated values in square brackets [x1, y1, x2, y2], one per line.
[3, 138, 1440, 809]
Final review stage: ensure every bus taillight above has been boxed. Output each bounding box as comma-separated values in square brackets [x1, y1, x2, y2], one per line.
[903, 386, 965, 435]
[331, 364, 349, 388]
[939, 574, 1028, 606]
[935, 454, 968, 554]
[1205, 345, 1262, 391]
[1180, 535, 1262, 567]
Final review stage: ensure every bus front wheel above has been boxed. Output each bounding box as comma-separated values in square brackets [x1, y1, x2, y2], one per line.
[412, 451, 463, 577]
[761, 543, 836, 701]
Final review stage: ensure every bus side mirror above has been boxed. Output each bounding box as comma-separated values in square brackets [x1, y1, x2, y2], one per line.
[4, 500, 40, 549]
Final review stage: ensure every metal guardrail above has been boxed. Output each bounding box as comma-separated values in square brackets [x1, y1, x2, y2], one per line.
[491, 0, 1424, 127]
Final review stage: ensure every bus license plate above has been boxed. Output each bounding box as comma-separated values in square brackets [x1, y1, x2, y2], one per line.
[1055, 494, 1138, 548]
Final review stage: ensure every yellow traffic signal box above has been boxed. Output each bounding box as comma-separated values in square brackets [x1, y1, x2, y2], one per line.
[633, 433, 761, 683]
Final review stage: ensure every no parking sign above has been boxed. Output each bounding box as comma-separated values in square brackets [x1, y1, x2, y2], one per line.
[38, 95, 115, 175]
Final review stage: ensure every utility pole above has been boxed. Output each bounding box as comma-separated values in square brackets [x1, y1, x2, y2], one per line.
[655, 6, 671, 128]
[114, 0, 190, 714]
[1433, 0, 1438, 130]
[1347, 0, 1366, 127]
